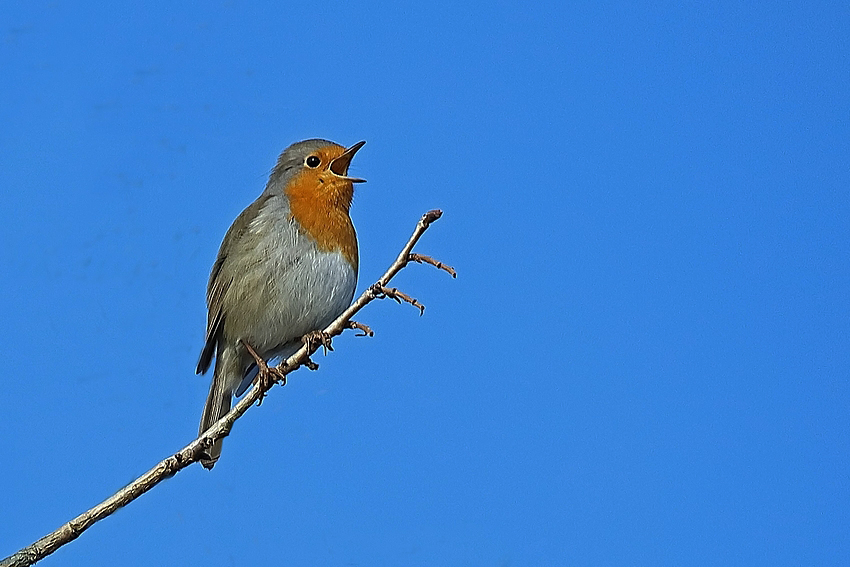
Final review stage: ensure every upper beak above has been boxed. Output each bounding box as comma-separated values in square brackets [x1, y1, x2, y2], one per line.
[329, 140, 367, 183]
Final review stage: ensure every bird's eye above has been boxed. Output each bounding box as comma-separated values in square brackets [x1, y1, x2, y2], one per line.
[305, 155, 321, 168]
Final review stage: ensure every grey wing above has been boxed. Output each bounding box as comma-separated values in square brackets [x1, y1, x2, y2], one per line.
[196, 195, 272, 375]
[195, 257, 228, 375]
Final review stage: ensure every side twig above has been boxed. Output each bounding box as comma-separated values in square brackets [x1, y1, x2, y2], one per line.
[1, 209, 453, 567]
[409, 253, 457, 277]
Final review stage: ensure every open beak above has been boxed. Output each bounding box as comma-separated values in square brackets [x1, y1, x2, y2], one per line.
[329, 140, 367, 183]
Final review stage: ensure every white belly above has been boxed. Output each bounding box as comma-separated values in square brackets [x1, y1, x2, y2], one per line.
[260, 247, 357, 348]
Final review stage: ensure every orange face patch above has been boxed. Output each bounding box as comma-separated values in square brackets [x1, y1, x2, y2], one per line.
[284, 144, 359, 272]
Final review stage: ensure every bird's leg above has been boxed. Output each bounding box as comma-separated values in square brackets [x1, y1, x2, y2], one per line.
[242, 341, 288, 406]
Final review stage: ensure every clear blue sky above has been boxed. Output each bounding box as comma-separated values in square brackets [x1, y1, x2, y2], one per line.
[1, 1, 848, 565]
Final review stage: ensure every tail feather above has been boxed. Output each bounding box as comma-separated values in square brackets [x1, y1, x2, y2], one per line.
[198, 346, 239, 469]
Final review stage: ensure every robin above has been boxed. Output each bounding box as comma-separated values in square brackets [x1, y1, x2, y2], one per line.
[196, 138, 366, 469]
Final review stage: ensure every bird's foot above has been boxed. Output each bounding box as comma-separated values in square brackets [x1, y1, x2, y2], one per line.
[300, 330, 334, 371]
[263, 365, 289, 388]
[303, 330, 334, 355]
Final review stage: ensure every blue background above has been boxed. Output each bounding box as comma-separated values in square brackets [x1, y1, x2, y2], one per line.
[1, 1, 848, 565]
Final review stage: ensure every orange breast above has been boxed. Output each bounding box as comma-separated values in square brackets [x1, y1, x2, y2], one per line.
[284, 167, 359, 272]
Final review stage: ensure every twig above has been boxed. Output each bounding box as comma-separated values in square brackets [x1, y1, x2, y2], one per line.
[347, 320, 374, 337]
[0, 209, 453, 567]
[373, 285, 426, 315]
[409, 253, 457, 278]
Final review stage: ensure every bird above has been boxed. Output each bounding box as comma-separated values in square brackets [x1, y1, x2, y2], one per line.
[196, 138, 366, 469]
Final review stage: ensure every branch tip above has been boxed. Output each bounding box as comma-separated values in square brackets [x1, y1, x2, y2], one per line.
[422, 209, 443, 225]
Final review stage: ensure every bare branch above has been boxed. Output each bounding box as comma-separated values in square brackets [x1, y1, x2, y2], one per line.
[0, 209, 451, 567]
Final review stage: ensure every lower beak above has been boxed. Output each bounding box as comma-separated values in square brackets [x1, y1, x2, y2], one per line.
[329, 140, 367, 183]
